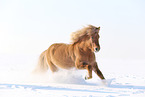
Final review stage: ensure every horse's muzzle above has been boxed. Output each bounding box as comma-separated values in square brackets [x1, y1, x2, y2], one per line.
[94, 47, 100, 52]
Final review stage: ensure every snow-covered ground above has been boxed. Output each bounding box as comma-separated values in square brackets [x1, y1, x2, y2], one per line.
[0, 54, 145, 97]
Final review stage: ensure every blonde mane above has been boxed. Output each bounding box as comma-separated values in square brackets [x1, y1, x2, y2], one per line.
[70, 25, 98, 43]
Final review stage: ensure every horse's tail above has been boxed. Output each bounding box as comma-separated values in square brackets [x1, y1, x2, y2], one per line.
[33, 50, 48, 74]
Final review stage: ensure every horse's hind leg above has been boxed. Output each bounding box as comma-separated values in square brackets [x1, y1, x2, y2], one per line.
[47, 60, 58, 72]
[93, 62, 105, 80]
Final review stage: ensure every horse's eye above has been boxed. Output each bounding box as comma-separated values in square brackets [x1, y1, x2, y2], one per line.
[91, 37, 94, 39]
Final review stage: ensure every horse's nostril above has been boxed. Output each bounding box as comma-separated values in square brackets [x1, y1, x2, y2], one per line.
[95, 48, 98, 51]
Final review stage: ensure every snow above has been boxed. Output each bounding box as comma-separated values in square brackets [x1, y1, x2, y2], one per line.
[0, 54, 145, 97]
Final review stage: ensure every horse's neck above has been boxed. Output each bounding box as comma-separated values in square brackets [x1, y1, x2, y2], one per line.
[75, 41, 92, 53]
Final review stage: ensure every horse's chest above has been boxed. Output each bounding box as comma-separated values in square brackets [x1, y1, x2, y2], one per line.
[81, 53, 95, 63]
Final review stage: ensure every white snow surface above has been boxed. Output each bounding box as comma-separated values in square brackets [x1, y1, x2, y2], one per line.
[0, 54, 145, 97]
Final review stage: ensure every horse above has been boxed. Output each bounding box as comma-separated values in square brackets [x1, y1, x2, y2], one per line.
[34, 25, 105, 80]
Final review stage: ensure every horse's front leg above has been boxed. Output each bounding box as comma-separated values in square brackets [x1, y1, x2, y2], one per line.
[92, 62, 105, 80]
[75, 60, 92, 80]
[85, 65, 92, 80]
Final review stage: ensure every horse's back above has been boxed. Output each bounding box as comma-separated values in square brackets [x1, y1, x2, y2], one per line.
[46, 43, 75, 69]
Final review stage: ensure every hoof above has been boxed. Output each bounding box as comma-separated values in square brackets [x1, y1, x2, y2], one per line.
[85, 76, 92, 80]
[85, 76, 87, 80]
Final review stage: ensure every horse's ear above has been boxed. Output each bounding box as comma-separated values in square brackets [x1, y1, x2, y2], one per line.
[96, 27, 100, 33]
[98, 27, 100, 29]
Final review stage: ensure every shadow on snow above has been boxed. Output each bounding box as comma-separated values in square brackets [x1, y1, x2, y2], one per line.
[0, 83, 145, 93]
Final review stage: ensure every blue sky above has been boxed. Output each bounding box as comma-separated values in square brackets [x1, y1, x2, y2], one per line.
[0, 0, 145, 59]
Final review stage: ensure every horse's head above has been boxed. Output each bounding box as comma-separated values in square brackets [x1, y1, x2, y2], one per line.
[71, 25, 101, 52]
[87, 26, 100, 52]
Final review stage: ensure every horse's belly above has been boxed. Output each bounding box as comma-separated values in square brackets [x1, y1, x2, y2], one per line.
[52, 57, 75, 69]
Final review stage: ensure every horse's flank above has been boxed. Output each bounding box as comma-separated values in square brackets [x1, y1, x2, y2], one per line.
[46, 43, 76, 69]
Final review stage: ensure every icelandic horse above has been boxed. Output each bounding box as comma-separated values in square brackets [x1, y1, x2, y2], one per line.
[34, 25, 105, 80]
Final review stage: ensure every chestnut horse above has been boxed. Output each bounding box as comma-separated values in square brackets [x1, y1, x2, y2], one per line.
[34, 25, 105, 80]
